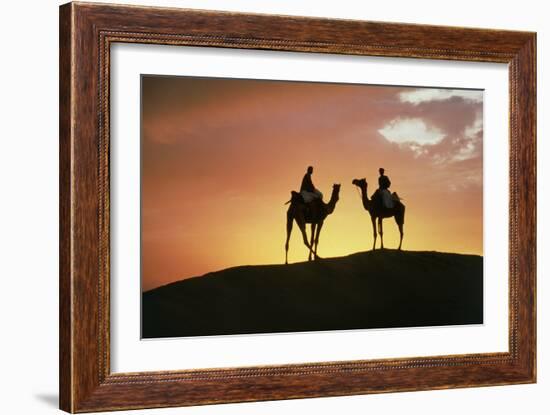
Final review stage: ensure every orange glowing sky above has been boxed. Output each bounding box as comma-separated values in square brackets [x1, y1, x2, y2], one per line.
[141, 75, 483, 291]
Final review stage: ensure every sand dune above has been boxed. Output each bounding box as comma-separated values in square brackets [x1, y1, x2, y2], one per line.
[142, 250, 483, 338]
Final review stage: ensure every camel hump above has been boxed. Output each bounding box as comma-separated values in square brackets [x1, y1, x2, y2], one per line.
[290, 190, 304, 204]
[392, 192, 402, 201]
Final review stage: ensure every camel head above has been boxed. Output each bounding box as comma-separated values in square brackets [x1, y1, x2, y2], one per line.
[325, 184, 341, 215]
[352, 178, 367, 190]
[329, 183, 341, 201]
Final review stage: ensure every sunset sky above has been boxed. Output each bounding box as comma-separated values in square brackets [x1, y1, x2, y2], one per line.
[141, 76, 483, 291]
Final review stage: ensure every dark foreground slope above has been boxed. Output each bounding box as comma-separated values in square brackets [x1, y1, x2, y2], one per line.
[142, 250, 482, 338]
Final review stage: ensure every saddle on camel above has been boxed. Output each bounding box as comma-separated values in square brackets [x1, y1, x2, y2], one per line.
[372, 167, 400, 212]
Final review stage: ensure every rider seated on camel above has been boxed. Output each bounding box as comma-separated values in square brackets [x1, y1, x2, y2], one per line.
[377, 167, 394, 209]
[300, 166, 323, 203]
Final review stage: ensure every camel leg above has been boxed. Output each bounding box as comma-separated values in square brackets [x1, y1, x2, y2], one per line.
[314, 221, 324, 260]
[285, 210, 293, 264]
[378, 218, 384, 249]
[400, 206, 405, 250]
[290, 209, 311, 263]
[395, 215, 404, 250]
[296, 218, 311, 255]
[371, 216, 377, 250]
[309, 223, 316, 261]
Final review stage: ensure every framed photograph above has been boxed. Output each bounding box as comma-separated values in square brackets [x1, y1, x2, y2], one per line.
[59, 2, 536, 412]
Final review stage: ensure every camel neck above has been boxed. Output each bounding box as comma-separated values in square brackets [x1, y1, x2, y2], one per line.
[360, 185, 370, 210]
[325, 190, 339, 214]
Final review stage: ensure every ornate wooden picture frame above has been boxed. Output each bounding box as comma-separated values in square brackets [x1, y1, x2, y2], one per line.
[59, 2, 536, 412]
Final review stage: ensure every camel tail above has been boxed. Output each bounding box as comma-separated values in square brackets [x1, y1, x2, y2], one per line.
[285, 191, 302, 205]
[392, 192, 404, 201]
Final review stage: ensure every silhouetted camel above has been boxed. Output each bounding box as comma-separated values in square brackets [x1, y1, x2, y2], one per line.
[352, 178, 405, 250]
[285, 184, 341, 264]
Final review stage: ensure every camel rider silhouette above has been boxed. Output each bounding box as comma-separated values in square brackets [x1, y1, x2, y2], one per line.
[378, 167, 394, 209]
[300, 166, 323, 203]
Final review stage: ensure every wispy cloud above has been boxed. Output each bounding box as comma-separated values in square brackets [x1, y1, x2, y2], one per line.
[377, 88, 483, 167]
[378, 117, 445, 148]
[399, 88, 483, 105]
[451, 116, 483, 162]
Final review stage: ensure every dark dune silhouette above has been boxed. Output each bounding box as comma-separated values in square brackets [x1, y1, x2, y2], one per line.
[142, 250, 483, 338]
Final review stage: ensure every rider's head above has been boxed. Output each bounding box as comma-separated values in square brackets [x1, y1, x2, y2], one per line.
[307, 166, 314, 174]
[379, 168, 385, 176]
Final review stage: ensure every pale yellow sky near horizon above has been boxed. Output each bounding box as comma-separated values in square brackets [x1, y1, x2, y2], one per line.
[141, 76, 483, 291]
